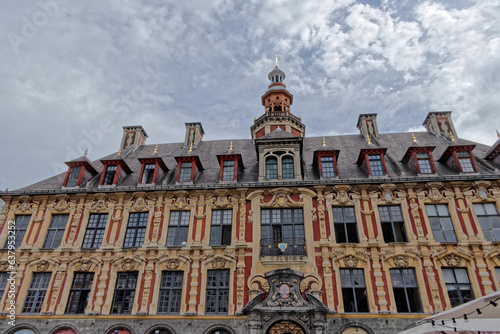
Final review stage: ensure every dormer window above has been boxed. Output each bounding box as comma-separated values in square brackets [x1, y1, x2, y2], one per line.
[357, 148, 388, 177]
[103, 165, 117, 185]
[66, 167, 81, 187]
[402, 146, 436, 175]
[438, 145, 478, 174]
[179, 162, 192, 182]
[63, 156, 98, 188]
[262, 151, 298, 181]
[99, 159, 132, 186]
[457, 151, 474, 172]
[175, 156, 203, 184]
[217, 154, 243, 183]
[142, 163, 155, 183]
[313, 150, 340, 179]
[368, 154, 384, 176]
[138, 157, 168, 185]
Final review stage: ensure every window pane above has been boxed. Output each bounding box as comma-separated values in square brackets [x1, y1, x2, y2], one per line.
[260, 208, 305, 256]
[340, 269, 368, 313]
[426, 205, 457, 242]
[266, 157, 278, 179]
[282, 156, 294, 179]
[42, 214, 69, 249]
[167, 211, 191, 247]
[368, 154, 384, 176]
[111, 272, 138, 314]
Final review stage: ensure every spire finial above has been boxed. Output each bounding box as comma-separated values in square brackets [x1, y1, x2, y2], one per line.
[153, 144, 158, 154]
[84, 148, 88, 156]
[412, 133, 417, 143]
[117, 148, 121, 156]
[189, 142, 193, 152]
[322, 137, 326, 147]
[230, 141, 233, 151]
[449, 131, 456, 142]
[367, 133, 372, 145]
[275, 54, 279, 68]
[497, 129, 500, 138]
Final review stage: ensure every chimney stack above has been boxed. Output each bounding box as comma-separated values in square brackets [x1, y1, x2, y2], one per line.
[422, 111, 457, 139]
[120, 125, 148, 151]
[184, 122, 205, 147]
[357, 114, 379, 138]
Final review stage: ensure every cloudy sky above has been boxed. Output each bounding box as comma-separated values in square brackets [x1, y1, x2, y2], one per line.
[0, 0, 499, 191]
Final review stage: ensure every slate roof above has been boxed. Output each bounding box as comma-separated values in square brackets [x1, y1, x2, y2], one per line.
[7, 131, 500, 194]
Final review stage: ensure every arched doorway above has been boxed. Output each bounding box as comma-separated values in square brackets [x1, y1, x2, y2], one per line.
[267, 321, 305, 334]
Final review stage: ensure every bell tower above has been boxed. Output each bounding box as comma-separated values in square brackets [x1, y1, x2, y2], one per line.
[251, 57, 305, 140]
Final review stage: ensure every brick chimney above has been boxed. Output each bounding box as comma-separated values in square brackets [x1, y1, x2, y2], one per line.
[185, 122, 205, 147]
[422, 111, 457, 139]
[357, 114, 379, 138]
[120, 125, 148, 151]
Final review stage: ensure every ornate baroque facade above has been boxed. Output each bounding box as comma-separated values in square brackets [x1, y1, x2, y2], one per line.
[1, 63, 500, 334]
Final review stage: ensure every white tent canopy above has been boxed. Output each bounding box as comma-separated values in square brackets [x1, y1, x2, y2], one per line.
[398, 290, 500, 334]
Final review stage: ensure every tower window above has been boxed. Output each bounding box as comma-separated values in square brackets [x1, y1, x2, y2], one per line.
[266, 157, 278, 179]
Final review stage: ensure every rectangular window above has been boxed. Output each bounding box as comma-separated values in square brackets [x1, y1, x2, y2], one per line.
[320, 156, 335, 178]
[103, 165, 117, 185]
[42, 214, 69, 249]
[209, 209, 232, 246]
[332, 207, 358, 243]
[368, 154, 384, 176]
[111, 271, 138, 314]
[22, 272, 51, 313]
[66, 166, 81, 187]
[123, 212, 148, 248]
[179, 162, 192, 182]
[142, 163, 156, 184]
[222, 160, 235, 181]
[82, 213, 108, 249]
[166, 211, 190, 247]
[0, 272, 9, 299]
[65, 272, 94, 314]
[378, 206, 407, 243]
[4, 215, 31, 249]
[416, 153, 432, 174]
[457, 151, 475, 173]
[266, 157, 278, 179]
[260, 208, 305, 256]
[158, 271, 183, 314]
[442, 268, 474, 307]
[282, 156, 294, 179]
[473, 203, 500, 242]
[390, 268, 422, 313]
[426, 204, 457, 242]
[205, 269, 229, 314]
[340, 268, 369, 313]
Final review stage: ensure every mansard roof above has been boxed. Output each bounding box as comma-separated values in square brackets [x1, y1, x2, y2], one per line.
[7, 130, 500, 194]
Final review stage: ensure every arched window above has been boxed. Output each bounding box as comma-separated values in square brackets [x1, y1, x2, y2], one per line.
[266, 157, 278, 179]
[282, 156, 294, 179]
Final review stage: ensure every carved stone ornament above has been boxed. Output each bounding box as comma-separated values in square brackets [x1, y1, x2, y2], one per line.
[91, 199, 108, 212]
[77, 260, 93, 272]
[393, 255, 409, 268]
[378, 184, 397, 203]
[0, 261, 9, 271]
[444, 254, 462, 267]
[121, 259, 137, 271]
[212, 189, 231, 207]
[473, 180, 491, 200]
[166, 259, 180, 270]
[343, 255, 359, 268]
[333, 185, 352, 204]
[37, 260, 50, 271]
[425, 182, 444, 202]
[173, 196, 189, 209]
[211, 257, 227, 269]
